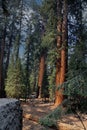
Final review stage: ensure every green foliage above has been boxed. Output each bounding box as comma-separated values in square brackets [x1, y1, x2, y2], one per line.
[29, 72, 35, 89]
[48, 67, 56, 100]
[5, 56, 25, 98]
[40, 0, 57, 28]
[23, 21, 41, 95]
[29, 70, 38, 92]
[41, 31, 56, 48]
[40, 70, 87, 127]
[40, 118, 57, 128]
[58, 70, 87, 96]
[41, 67, 49, 98]
[39, 0, 58, 100]
[39, 0, 57, 50]
[67, 0, 87, 111]
[57, 70, 87, 111]
[39, 100, 69, 127]
[68, 41, 87, 78]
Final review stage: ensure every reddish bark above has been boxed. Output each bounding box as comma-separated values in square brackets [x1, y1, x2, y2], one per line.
[55, 0, 62, 106]
[60, 0, 68, 84]
[55, 0, 68, 106]
[37, 51, 45, 98]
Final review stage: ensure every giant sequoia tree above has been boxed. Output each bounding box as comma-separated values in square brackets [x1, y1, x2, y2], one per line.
[39, 0, 68, 105]
[55, 0, 68, 106]
[39, 0, 57, 100]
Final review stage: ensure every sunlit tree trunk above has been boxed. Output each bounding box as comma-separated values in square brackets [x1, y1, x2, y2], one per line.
[60, 0, 68, 84]
[55, 0, 68, 106]
[55, 0, 62, 106]
[37, 50, 46, 98]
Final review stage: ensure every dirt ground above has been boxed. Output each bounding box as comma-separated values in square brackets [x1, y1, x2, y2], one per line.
[21, 99, 87, 130]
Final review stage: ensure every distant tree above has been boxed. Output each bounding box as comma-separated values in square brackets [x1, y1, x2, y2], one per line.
[23, 11, 41, 98]
[5, 15, 16, 79]
[68, 0, 87, 78]
[0, 16, 7, 97]
[38, 0, 57, 99]
[41, 66, 49, 101]
[1, 0, 9, 15]
[5, 56, 25, 98]
[37, 49, 46, 98]
[24, 36, 31, 99]
[0, 0, 23, 97]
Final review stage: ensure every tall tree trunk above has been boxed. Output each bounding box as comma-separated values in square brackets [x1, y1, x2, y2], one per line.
[33, 68, 37, 92]
[0, 17, 7, 97]
[55, 0, 62, 106]
[5, 16, 15, 79]
[55, 0, 68, 106]
[37, 50, 46, 98]
[60, 0, 68, 84]
[25, 38, 30, 100]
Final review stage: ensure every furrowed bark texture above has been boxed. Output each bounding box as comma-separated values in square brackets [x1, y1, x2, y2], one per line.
[55, 0, 68, 106]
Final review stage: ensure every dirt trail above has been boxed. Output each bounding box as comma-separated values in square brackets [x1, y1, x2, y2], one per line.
[21, 99, 87, 130]
[22, 99, 55, 130]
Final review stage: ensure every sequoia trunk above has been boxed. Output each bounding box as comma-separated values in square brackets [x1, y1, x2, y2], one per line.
[55, 0, 62, 106]
[60, 0, 68, 84]
[37, 50, 46, 98]
[55, 0, 68, 106]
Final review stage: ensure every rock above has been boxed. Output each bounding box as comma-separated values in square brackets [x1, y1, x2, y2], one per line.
[0, 98, 22, 130]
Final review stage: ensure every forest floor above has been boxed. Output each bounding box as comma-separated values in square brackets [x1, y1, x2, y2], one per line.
[21, 99, 87, 130]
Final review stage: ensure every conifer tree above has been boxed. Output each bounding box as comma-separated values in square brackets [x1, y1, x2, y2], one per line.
[0, 0, 23, 97]
[41, 65, 49, 100]
[23, 11, 41, 98]
[5, 56, 25, 98]
[41, 0, 68, 106]
[0, 16, 8, 97]
[68, 0, 87, 78]
[39, 0, 57, 100]
[24, 36, 31, 99]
